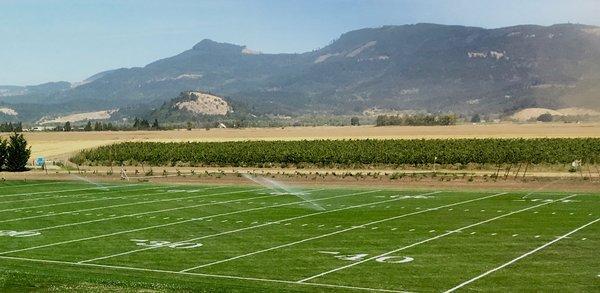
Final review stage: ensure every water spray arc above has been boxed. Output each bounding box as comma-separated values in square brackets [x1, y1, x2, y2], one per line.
[70, 174, 110, 191]
[242, 174, 325, 210]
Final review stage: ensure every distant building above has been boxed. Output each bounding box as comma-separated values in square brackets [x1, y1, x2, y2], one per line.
[29, 126, 55, 132]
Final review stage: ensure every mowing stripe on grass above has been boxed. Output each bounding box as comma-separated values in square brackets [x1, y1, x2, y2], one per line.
[179, 192, 508, 272]
[34, 188, 310, 232]
[0, 184, 129, 199]
[0, 185, 228, 211]
[297, 194, 578, 283]
[0, 181, 68, 190]
[0, 190, 273, 255]
[443, 216, 599, 292]
[0, 189, 374, 255]
[0, 186, 243, 224]
[34, 188, 328, 232]
[0, 186, 165, 212]
[79, 191, 441, 264]
[0, 184, 148, 205]
[0, 255, 407, 293]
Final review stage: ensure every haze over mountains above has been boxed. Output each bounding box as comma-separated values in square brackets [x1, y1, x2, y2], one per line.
[2, 23, 600, 122]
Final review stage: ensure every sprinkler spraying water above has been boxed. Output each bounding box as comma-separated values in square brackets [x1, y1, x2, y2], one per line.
[70, 174, 110, 191]
[521, 179, 561, 199]
[242, 174, 325, 210]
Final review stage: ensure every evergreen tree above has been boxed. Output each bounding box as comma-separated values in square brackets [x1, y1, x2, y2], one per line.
[64, 121, 72, 132]
[94, 121, 102, 131]
[0, 137, 7, 171]
[133, 117, 140, 130]
[152, 119, 160, 130]
[6, 132, 31, 172]
[471, 114, 481, 123]
[140, 119, 150, 129]
[84, 121, 93, 131]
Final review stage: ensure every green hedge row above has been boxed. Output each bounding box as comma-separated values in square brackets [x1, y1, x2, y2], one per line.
[70, 138, 600, 167]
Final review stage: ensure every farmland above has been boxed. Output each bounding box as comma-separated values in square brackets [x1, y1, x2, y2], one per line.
[0, 180, 597, 292]
[71, 138, 600, 167]
[8, 123, 600, 160]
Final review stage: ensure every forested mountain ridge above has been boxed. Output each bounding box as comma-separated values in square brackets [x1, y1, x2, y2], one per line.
[2, 23, 600, 122]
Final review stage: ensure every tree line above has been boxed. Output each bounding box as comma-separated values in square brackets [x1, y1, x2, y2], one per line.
[51, 118, 161, 132]
[0, 122, 23, 133]
[0, 133, 31, 172]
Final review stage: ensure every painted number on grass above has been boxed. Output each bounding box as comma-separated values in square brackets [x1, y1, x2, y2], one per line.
[130, 239, 203, 249]
[0, 230, 41, 238]
[318, 251, 413, 264]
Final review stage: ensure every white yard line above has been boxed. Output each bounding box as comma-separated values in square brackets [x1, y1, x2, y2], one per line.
[0, 186, 235, 224]
[443, 217, 599, 292]
[297, 194, 578, 283]
[79, 191, 440, 263]
[180, 192, 508, 272]
[0, 189, 370, 255]
[0, 255, 407, 293]
[0, 186, 163, 212]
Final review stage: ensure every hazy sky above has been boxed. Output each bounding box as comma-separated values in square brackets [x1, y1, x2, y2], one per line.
[2, 0, 599, 85]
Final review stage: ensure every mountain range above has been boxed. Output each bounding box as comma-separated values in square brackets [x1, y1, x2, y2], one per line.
[2, 23, 600, 123]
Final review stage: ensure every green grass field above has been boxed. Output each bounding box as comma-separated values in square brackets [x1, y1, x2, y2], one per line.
[0, 180, 597, 292]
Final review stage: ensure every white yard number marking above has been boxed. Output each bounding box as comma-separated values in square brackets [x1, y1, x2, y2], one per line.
[318, 251, 413, 264]
[0, 230, 41, 238]
[130, 239, 203, 249]
[375, 256, 414, 263]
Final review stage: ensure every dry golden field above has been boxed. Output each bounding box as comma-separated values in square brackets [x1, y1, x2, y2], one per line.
[2, 123, 599, 160]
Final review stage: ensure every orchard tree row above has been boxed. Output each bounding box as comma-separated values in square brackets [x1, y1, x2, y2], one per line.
[71, 138, 600, 167]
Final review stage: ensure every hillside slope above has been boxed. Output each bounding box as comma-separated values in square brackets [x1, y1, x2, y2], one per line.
[4, 23, 600, 122]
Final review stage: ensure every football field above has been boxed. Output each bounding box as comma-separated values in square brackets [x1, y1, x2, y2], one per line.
[0, 180, 598, 292]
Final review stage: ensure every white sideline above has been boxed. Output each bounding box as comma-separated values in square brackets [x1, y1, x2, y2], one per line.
[79, 191, 441, 263]
[443, 217, 599, 292]
[297, 194, 578, 283]
[179, 192, 508, 272]
[0, 186, 163, 212]
[0, 184, 146, 204]
[0, 255, 407, 293]
[0, 186, 235, 224]
[0, 189, 371, 255]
